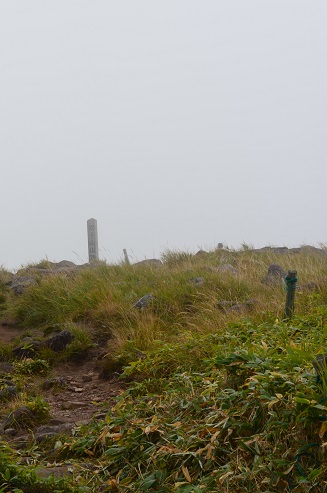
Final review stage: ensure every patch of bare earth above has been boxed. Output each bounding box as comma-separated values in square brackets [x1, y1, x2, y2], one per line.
[0, 321, 125, 425]
[44, 356, 125, 423]
[0, 320, 27, 344]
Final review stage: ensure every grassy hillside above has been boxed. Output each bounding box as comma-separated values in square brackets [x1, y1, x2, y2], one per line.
[1, 247, 327, 492]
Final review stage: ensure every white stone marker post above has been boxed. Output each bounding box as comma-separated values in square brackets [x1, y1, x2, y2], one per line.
[87, 218, 99, 262]
[123, 248, 130, 265]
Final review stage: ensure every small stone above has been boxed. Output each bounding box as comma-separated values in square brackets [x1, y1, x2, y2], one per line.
[133, 259, 162, 267]
[81, 374, 93, 382]
[45, 330, 75, 352]
[263, 264, 286, 285]
[73, 387, 84, 393]
[3, 406, 36, 430]
[313, 354, 327, 375]
[62, 401, 87, 410]
[217, 299, 256, 313]
[218, 263, 238, 275]
[35, 465, 73, 478]
[12, 340, 42, 359]
[0, 386, 17, 402]
[35, 423, 74, 442]
[189, 277, 205, 286]
[4, 428, 17, 436]
[133, 294, 154, 309]
[48, 419, 68, 426]
[42, 377, 67, 390]
[9, 276, 37, 295]
[0, 362, 14, 376]
[195, 250, 208, 256]
[301, 282, 319, 292]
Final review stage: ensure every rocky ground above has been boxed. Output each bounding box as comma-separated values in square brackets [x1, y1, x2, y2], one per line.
[0, 322, 124, 452]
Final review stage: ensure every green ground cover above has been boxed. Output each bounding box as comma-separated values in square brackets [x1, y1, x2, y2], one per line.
[1, 247, 327, 492]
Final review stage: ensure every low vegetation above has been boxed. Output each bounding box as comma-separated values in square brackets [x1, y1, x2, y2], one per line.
[1, 246, 327, 491]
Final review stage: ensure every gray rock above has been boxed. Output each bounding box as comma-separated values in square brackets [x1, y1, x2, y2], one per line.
[298, 245, 327, 255]
[48, 418, 70, 426]
[45, 330, 75, 352]
[42, 377, 67, 391]
[313, 354, 327, 376]
[93, 412, 107, 420]
[35, 423, 74, 443]
[133, 294, 154, 309]
[54, 260, 76, 268]
[0, 385, 17, 402]
[12, 339, 42, 358]
[263, 264, 287, 285]
[0, 379, 13, 385]
[252, 246, 289, 254]
[4, 427, 17, 436]
[13, 330, 74, 359]
[81, 374, 93, 382]
[133, 259, 162, 267]
[0, 362, 14, 376]
[217, 299, 256, 313]
[251, 245, 326, 256]
[218, 263, 238, 275]
[8, 276, 37, 295]
[35, 465, 74, 478]
[189, 277, 205, 286]
[61, 401, 88, 410]
[195, 250, 208, 256]
[3, 406, 36, 430]
[301, 281, 319, 292]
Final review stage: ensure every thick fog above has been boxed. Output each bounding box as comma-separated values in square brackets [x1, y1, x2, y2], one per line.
[1, 1, 326, 269]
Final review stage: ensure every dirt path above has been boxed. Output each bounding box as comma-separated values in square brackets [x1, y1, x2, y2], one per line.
[43, 358, 124, 423]
[1, 322, 124, 427]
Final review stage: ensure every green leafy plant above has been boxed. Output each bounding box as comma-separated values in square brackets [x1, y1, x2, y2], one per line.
[14, 358, 50, 375]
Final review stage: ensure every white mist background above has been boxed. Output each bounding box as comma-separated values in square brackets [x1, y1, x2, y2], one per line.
[1, 1, 326, 270]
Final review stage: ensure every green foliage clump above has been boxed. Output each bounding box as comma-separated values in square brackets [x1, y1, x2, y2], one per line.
[14, 358, 50, 376]
[26, 395, 50, 423]
[2, 248, 327, 491]
[0, 440, 88, 492]
[59, 348, 327, 492]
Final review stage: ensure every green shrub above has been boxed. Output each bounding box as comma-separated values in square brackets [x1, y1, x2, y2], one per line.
[14, 358, 50, 375]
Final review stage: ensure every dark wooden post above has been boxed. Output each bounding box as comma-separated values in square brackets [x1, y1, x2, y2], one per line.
[284, 270, 298, 319]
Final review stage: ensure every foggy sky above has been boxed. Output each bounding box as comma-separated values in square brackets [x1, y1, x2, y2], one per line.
[1, 1, 326, 270]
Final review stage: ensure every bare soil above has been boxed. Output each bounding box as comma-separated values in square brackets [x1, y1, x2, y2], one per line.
[0, 322, 124, 429]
